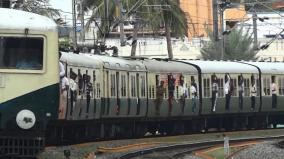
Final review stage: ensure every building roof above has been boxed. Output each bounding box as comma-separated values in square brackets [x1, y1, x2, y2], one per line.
[0, 8, 57, 32]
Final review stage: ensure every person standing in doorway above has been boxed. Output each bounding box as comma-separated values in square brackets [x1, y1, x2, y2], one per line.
[191, 78, 197, 113]
[85, 75, 93, 118]
[224, 73, 231, 111]
[179, 75, 187, 114]
[69, 71, 78, 117]
[211, 74, 218, 112]
[168, 74, 176, 115]
[238, 74, 244, 111]
[156, 81, 165, 115]
[250, 75, 257, 111]
[271, 76, 277, 109]
[59, 75, 69, 119]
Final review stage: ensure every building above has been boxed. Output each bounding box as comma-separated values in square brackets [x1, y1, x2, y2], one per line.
[179, 0, 247, 38]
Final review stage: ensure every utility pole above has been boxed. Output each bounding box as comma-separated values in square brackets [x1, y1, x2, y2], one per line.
[79, 0, 85, 42]
[212, 0, 219, 41]
[252, 11, 258, 50]
[72, 0, 77, 49]
[220, 5, 225, 60]
[116, 0, 125, 46]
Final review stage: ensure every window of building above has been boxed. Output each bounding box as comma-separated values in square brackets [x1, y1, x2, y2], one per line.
[263, 77, 271, 96]
[203, 78, 210, 98]
[0, 37, 43, 70]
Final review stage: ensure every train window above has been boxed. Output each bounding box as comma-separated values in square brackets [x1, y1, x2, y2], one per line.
[203, 78, 210, 98]
[121, 74, 127, 97]
[131, 75, 136, 97]
[140, 75, 146, 97]
[110, 74, 116, 97]
[244, 78, 250, 97]
[0, 37, 43, 70]
[231, 78, 237, 97]
[278, 77, 284, 95]
[148, 86, 152, 98]
[152, 85, 155, 98]
[263, 77, 271, 96]
[218, 78, 224, 97]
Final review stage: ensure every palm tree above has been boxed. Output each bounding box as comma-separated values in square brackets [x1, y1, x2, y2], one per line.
[201, 27, 257, 60]
[11, 0, 60, 19]
[82, 0, 187, 59]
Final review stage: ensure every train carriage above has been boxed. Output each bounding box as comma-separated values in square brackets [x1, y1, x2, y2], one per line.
[60, 53, 103, 120]
[84, 54, 147, 118]
[142, 59, 199, 117]
[244, 62, 284, 125]
[179, 60, 260, 115]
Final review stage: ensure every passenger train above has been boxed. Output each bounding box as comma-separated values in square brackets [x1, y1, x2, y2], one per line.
[1, 8, 284, 157]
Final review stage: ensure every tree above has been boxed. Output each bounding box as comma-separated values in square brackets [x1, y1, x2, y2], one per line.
[201, 27, 258, 61]
[11, 0, 60, 19]
[82, 0, 187, 59]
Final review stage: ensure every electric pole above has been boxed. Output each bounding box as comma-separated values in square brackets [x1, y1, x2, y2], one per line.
[116, 0, 125, 46]
[253, 11, 258, 50]
[220, 2, 225, 60]
[72, 0, 77, 49]
[79, 0, 85, 42]
[212, 0, 219, 41]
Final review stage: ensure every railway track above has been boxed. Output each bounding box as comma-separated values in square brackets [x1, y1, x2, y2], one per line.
[118, 135, 284, 159]
[40, 128, 284, 158]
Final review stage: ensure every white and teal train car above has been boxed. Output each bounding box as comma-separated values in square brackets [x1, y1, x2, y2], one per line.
[0, 8, 59, 157]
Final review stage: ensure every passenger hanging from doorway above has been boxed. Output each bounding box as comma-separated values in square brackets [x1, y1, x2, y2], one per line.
[271, 76, 277, 109]
[179, 75, 187, 114]
[69, 70, 78, 118]
[238, 74, 244, 111]
[191, 77, 197, 113]
[156, 81, 165, 115]
[211, 73, 218, 112]
[78, 69, 83, 95]
[250, 75, 257, 111]
[225, 73, 232, 111]
[85, 75, 93, 118]
[168, 74, 176, 115]
[59, 74, 69, 120]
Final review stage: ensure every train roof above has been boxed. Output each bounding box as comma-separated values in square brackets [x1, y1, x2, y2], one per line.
[84, 54, 146, 72]
[143, 59, 197, 74]
[179, 60, 259, 74]
[0, 8, 57, 32]
[60, 52, 102, 69]
[243, 62, 284, 74]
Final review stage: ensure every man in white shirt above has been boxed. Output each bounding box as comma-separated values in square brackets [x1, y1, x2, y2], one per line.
[271, 76, 277, 109]
[224, 73, 231, 111]
[59, 76, 69, 119]
[191, 80, 197, 113]
[179, 76, 187, 114]
[250, 77, 257, 111]
[211, 74, 218, 112]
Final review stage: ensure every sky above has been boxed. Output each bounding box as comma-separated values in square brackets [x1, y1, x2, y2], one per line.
[49, 0, 72, 24]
